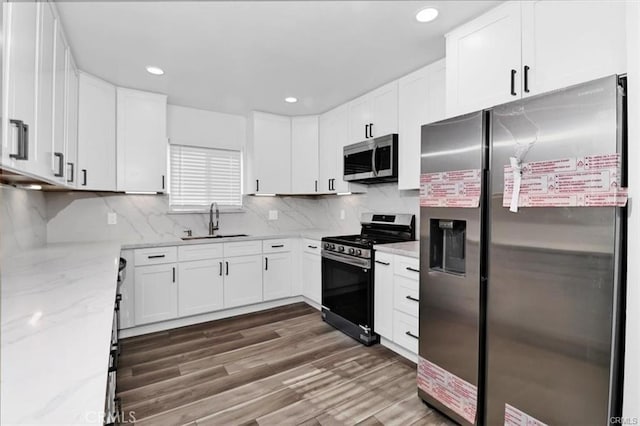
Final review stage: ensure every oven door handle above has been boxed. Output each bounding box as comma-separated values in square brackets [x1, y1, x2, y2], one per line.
[321, 250, 371, 269]
[371, 145, 378, 176]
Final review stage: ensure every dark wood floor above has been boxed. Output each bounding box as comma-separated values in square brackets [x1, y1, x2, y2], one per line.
[117, 303, 454, 425]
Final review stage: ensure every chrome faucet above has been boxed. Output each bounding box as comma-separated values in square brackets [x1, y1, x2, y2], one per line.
[209, 202, 219, 235]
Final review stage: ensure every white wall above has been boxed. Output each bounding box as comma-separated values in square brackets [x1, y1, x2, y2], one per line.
[623, 0, 640, 419]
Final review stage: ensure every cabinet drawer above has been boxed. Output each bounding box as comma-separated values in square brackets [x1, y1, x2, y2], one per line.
[393, 275, 419, 318]
[224, 240, 262, 257]
[374, 251, 394, 266]
[178, 243, 223, 262]
[303, 239, 321, 255]
[134, 246, 177, 266]
[394, 255, 420, 280]
[262, 238, 292, 253]
[393, 310, 419, 354]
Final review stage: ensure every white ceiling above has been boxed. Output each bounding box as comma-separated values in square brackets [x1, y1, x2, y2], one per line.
[56, 1, 500, 116]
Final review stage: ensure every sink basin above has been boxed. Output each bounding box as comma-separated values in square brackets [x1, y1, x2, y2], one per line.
[181, 234, 248, 241]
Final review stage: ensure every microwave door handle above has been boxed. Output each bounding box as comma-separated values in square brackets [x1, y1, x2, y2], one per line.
[371, 145, 378, 176]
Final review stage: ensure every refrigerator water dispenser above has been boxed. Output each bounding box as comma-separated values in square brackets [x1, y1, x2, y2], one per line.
[430, 219, 466, 274]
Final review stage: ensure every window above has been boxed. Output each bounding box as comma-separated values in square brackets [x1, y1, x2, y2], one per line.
[169, 144, 242, 210]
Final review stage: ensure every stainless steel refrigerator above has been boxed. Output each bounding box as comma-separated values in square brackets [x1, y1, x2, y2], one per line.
[418, 75, 626, 425]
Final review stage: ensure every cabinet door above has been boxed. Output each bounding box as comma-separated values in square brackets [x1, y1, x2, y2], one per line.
[116, 88, 167, 192]
[369, 81, 398, 138]
[374, 252, 394, 339]
[398, 66, 429, 191]
[134, 263, 178, 325]
[263, 252, 293, 301]
[426, 58, 446, 123]
[77, 72, 116, 191]
[302, 251, 321, 305]
[446, 1, 522, 116]
[224, 255, 263, 308]
[64, 53, 79, 187]
[521, 0, 626, 98]
[318, 105, 343, 193]
[252, 112, 291, 194]
[51, 18, 67, 182]
[178, 259, 224, 317]
[35, 2, 56, 178]
[347, 95, 372, 144]
[291, 116, 319, 194]
[3, 2, 37, 172]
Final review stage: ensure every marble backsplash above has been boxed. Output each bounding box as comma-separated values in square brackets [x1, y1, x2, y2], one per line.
[45, 183, 420, 244]
[0, 185, 47, 258]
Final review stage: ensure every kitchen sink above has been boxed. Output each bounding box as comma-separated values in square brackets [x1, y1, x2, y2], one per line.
[181, 234, 248, 241]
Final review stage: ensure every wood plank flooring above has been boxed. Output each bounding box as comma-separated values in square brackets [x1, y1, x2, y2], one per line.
[117, 302, 454, 425]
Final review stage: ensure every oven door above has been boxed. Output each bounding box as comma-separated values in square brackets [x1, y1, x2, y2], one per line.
[321, 250, 373, 330]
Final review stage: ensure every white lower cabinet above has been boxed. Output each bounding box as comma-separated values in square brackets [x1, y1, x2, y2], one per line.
[224, 255, 263, 308]
[263, 252, 293, 301]
[301, 240, 321, 304]
[134, 263, 178, 325]
[393, 310, 419, 354]
[178, 259, 224, 317]
[373, 252, 394, 339]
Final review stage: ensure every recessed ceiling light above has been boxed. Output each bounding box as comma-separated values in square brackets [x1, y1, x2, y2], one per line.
[416, 7, 439, 23]
[146, 66, 164, 76]
[284, 97, 298, 103]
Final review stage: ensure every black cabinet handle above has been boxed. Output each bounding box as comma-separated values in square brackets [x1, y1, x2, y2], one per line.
[510, 69, 517, 96]
[148, 254, 165, 259]
[406, 267, 420, 273]
[54, 152, 64, 177]
[67, 162, 74, 183]
[364, 124, 368, 139]
[82, 169, 87, 186]
[256, 179, 259, 192]
[308, 245, 318, 249]
[271, 244, 284, 248]
[225, 261, 229, 276]
[172, 267, 176, 282]
[405, 331, 419, 340]
[406, 295, 419, 303]
[265, 257, 268, 271]
[375, 260, 390, 266]
[369, 123, 374, 138]
[315, 180, 318, 192]
[9, 119, 29, 160]
[524, 65, 530, 93]
[162, 175, 165, 190]
[219, 261, 223, 276]
[108, 347, 119, 372]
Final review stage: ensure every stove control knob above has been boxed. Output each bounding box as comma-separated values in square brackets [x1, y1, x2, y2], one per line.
[338, 246, 345, 252]
[356, 249, 362, 256]
[348, 248, 355, 255]
[324, 243, 331, 250]
[331, 244, 336, 250]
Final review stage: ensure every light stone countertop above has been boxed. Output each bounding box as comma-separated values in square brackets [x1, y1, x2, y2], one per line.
[1, 242, 121, 425]
[375, 240, 420, 258]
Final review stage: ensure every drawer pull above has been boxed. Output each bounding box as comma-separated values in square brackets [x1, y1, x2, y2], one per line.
[405, 331, 419, 340]
[406, 267, 420, 273]
[148, 254, 165, 259]
[271, 244, 284, 248]
[375, 260, 390, 266]
[405, 295, 419, 303]
[308, 245, 318, 249]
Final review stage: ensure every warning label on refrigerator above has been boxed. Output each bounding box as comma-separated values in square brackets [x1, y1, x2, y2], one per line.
[503, 154, 628, 208]
[417, 356, 477, 423]
[505, 404, 548, 426]
[420, 169, 481, 208]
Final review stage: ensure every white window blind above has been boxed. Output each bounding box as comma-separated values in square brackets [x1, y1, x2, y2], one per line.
[169, 144, 242, 209]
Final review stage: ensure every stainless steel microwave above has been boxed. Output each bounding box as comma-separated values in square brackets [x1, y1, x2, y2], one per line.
[343, 134, 398, 184]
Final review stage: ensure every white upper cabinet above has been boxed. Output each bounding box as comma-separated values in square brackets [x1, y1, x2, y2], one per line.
[116, 88, 168, 192]
[291, 116, 319, 194]
[51, 18, 67, 183]
[347, 80, 399, 144]
[2, 2, 38, 173]
[35, 1, 56, 178]
[77, 72, 117, 191]
[398, 59, 446, 190]
[446, 1, 522, 116]
[250, 111, 291, 194]
[64, 53, 79, 187]
[446, 0, 626, 116]
[520, 0, 626, 98]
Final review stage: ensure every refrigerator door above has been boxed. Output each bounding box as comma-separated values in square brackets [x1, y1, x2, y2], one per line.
[487, 76, 624, 424]
[419, 111, 486, 425]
